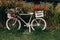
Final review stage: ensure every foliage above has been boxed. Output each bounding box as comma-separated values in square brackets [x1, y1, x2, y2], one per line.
[0, 1, 59, 30]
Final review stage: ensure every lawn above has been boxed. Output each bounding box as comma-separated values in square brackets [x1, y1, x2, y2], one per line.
[0, 27, 60, 40]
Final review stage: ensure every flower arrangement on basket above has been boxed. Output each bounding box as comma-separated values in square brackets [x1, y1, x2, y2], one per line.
[32, 4, 49, 19]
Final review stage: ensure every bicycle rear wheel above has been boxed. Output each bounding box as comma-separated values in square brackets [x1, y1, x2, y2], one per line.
[31, 18, 47, 31]
[6, 18, 21, 30]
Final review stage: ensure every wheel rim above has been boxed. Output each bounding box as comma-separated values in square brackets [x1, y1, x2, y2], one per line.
[31, 18, 47, 31]
[6, 18, 21, 30]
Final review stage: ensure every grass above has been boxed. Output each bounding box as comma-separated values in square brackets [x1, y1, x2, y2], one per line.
[0, 27, 60, 40]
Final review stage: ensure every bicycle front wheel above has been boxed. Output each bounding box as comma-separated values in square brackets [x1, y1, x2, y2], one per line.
[6, 18, 21, 30]
[31, 18, 47, 31]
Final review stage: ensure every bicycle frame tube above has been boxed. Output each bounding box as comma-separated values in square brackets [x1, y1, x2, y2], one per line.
[28, 15, 33, 23]
[18, 14, 33, 25]
[18, 14, 33, 32]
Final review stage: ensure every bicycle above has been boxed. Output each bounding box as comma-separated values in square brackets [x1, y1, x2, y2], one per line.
[6, 7, 47, 32]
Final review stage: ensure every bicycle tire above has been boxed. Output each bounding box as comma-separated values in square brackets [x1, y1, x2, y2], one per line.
[31, 18, 47, 31]
[6, 18, 21, 30]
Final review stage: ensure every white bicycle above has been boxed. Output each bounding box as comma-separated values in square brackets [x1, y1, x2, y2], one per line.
[6, 8, 47, 32]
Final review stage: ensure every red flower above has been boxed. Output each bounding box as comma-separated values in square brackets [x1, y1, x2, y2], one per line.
[33, 4, 49, 11]
[44, 7, 49, 11]
[35, 4, 40, 9]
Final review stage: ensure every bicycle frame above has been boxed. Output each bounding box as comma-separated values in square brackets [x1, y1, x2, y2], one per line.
[6, 9, 47, 32]
[17, 14, 33, 27]
[10, 13, 34, 32]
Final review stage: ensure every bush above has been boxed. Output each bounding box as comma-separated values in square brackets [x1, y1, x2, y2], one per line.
[0, 1, 59, 30]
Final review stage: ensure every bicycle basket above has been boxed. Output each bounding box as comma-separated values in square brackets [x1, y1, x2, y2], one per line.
[35, 11, 44, 18]
[6, 9, 16, 18]
[6, 9, 16, 14]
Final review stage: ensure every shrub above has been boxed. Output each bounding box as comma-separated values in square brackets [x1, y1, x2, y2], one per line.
[0, 1, 59, 30]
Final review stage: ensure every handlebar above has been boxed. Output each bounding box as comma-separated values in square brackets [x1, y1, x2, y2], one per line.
[6, 7, 34, 14]
[15, 7, 24, 13]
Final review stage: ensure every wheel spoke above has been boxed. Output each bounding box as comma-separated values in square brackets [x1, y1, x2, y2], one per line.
[31, 18, 47, 31]
[6, 18, 21, 30]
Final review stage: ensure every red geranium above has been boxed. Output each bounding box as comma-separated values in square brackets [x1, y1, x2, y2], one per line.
[32, 4, 49, 11]
[35, 4, 40, 9]
[44, 7, 49, 11]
